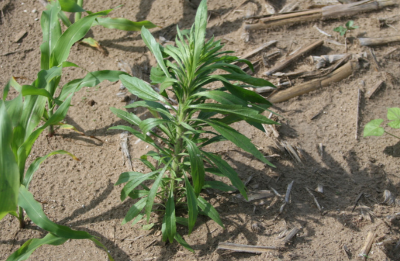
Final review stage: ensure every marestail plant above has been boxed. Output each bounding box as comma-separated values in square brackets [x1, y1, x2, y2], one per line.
[110, 0, 277, 251]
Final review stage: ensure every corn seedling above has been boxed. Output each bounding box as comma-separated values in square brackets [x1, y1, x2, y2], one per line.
[364, 107, 400, 140]
[21, 0, 128, 137]
[111, 0, 277, 251]
[49, 0, 157, 54]
[0, 91, 113, 261]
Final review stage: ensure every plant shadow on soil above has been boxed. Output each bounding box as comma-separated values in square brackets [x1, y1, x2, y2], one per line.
[1, 144, 399, 260]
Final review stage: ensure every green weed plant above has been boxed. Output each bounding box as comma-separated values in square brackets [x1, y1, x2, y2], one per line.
[111, 0, 277, 251]
[364, 107, 400, 140]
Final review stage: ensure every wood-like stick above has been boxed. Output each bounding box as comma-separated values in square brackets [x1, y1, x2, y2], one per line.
[355, 88, 362, 140]
[268, 60, 359, 103]
[366, 80, 384, 99]
[217, 242, 282, 253]
[358, 232, 375, 259]
[282, 227, 300, 244]
[264, 40, 324, 76]
[233, 40, 277, 64]
[359, 35, 400, 46]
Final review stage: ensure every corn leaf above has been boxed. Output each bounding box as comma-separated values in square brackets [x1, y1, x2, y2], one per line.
[40, 2, 62, 70]
[0, 101, 19, 221]
[60, 70, 127, 100]
[51, 9, 113, 67]
[23, 150, 78, 189]
[7, 233, 68, 261]
[94, 17, 156, 31]
[4, 94, 23, 129]
[59, 0, 85, 12]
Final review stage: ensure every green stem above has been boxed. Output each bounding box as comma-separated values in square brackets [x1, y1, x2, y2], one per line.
[75, 0, 83, 22]
[385, 131, 400, 140]
[47, 101, 55, 137]
[18, 207, 25, 228]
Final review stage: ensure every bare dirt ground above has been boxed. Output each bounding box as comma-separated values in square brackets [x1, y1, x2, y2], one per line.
[1, 0, 400, 260]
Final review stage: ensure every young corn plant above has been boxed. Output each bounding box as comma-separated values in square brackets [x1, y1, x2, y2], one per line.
[0, 91, 113, 261]
[50, 0, 157, 54]
[110, 0, 277, 250]
[23, 0, 128, 137]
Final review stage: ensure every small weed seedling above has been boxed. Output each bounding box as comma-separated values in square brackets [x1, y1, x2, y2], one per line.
[334, 20, 358, 51]
[111, 0, 277, 251]
[334, 20, 359, 37]
[364, 107, 400, 140]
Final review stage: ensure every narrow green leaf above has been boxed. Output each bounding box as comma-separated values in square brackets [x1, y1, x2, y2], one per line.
[193, 0, 208, 73]
[131, 213, 145, 226]
[223, 81, 272, 105]
[24, 150, 78, 189]
[145, 161, 172, 222]
[141, 27, 170, 77]
[40, 1, 62, 70]
[183, 172, 198, 234]
[51, 9, 113, 66]
[59, 0, 85, 12]
[4, 94, 23, 128]
[59, 70, 128, 100]
[174, 233, 194, 253]
[164, 193, 176, 243]
[176, 217, 188, 227]
[7, 233, 68, 261]
[183, 137, 205, 196]
[110, 107, 141, 126]
[364, 119, 385, 137]
[197, 196, 223, 227]
[206, 119, 274, 167]
[120, 75, 165, 102]
[139, 118, 169, 135]
[0, 101, 19, 221]
[202, 151, 247, 199]
[120, 172, 158, 201]
[21, 85, 53, 99]
[94, 17, 156, 31]
[203, 181, 235, 192]
[220, 73, 274, 87]
[193, 90, 247, 106]
[128, 190, 150, 200]
[190, 103, 275, 124]
[387, 108, 400, 129]
[122, 197, 147, 225]
[19, 186, 98, 240]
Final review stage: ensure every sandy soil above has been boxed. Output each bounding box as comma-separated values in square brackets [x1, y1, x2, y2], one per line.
[1, 0, 400, 260]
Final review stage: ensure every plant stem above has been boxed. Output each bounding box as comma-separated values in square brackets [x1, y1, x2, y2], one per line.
[75, 0, 83, 22]
[385, 131, 400, 140]
[47, 105, 55, 137]
[18, 207, 25, 228]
